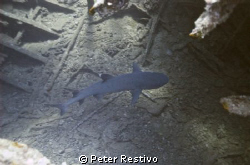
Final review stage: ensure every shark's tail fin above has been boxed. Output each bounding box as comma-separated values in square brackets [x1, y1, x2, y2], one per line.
[45, 104, 68, 115]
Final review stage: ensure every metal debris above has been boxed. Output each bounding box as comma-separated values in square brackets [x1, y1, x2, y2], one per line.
[13, 30, 25, 45]
[43, 0, 76, 12]
[141, 0, 168, 66]
[0, 9, 59, 38]
[0, 72, 33, 93]
[0, 36, 47, 64]
[0, 53, 7, 66]
[0, 0, 75, 93]
[143, 0, 161, 12]
[89, 0, 129, 17]
[12, 0, 27, 2]
[46, 12, 87, 91]
[57, 0, 78, 4]
[0, 19, 8, 26]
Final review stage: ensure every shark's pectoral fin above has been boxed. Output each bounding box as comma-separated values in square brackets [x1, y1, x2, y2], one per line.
[93, 94, 103, 100]
[130, 89, 142, 105]
[79, 99, 85, 105]
[100, 74, 114, 82]
[132, 63, 142, 73]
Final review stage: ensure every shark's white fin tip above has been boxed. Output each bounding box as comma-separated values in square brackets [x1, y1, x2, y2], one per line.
[130, 89, 142, 105]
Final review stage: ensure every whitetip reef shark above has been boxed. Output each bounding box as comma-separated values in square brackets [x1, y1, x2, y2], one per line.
[47, 63, 169, 115]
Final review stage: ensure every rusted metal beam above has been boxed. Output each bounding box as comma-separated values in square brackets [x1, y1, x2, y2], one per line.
[0, 53, 7, 66]
[46, 12, 87, 91]
[42, 0, 76, 13]
[0, 9, 60, 38]
[0, 72, 33, 93]
[0, 39, 47, 64]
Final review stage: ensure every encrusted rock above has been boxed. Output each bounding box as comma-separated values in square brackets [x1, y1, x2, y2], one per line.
[0, 138, 66, 165]
[220, 95, 250, 117]
[190, 0, 245, 38]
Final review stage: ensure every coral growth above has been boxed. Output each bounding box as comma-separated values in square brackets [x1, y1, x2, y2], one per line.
[220, 95, 250, 117]
[0, 138, 66, 165]
[190, 0, 244, 38]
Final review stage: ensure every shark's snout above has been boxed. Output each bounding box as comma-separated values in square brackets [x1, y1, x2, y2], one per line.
[138, 72, 169, 89]
[158, 73, 169, 86]
[144, 72, 169, 89]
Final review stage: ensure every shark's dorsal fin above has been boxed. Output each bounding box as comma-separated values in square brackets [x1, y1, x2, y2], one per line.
[101, 74, 113, 82]
[132, 63, 142, 73]
[130, 89, 142, 105]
